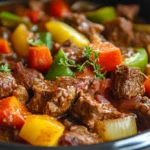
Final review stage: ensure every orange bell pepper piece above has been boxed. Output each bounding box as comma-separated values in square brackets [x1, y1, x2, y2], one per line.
[28, 46, 53, 72]
[144, 75, 150, 97]
[0, 38, 11, 54]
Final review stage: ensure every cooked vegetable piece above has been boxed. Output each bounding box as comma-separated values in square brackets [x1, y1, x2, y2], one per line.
[133, 24, 150, 33]
[0, 96, 31, 129]
[0, 11, 32, 29]
[0, 38, 11, 54]
[144, 76, 150, 97]
[27, 10, 39, 24]
[11, 24, 29, 57]
[86, 7, 117, 24]
[28, 46, 53, 72]
[123, 48, 148, 73]
[45, 21, 90, 47]
[45, 49, 74, 80]
[38, 32, 53, 50]
[96, 116, 137, 141]
[19, 115, 65, 146]
[90, 42, 122, 72]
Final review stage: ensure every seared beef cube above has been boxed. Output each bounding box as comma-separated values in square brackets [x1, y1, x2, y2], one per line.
[72, 92, 123, 129]
[59, 125, 102, 146]
[133, 32, 150, 47]
[12, 85, 29, 104]
[28, 77, 76, 117]
[13, 62, 43, 91]
[103, 17, 134, 46]
[62, 40, 85, 63]
[64, 13, 104, 42]
[111, 65, 146, 99]
[136, 96, 150, 128]
[0, 72, 17, 99]
[116, 4, 140, 21]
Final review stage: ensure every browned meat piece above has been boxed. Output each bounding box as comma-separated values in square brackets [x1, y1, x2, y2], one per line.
[12, 62, 44, 91]
[12, 85, 29, 104]
[0, 72, 17, 99]
[59, 125, 102, 146]
[64, 13, 104, 41]
[116, 4, 140, 21]
[62, 40, 85, 63]
[103, 17, 134, 46]
[111, 64, 146, 99]
[133, 32, 150, 47]
[28, 77, 76, 117]
[136, 96, 150, 128]
[72, 91, 123, 129]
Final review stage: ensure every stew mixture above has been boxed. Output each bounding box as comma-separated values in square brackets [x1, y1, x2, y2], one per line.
[0, 0, 149, 147]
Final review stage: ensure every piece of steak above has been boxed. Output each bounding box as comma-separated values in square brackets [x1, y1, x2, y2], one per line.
[111, 64, 146, 99]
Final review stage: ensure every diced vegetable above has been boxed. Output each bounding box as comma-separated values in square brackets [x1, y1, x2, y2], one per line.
[49, 0, 70, 18]
[90, 42, 122, 72]
[27, 10, 39, 24]
[86, 7, 117, 24]
[133, 24, 150, 33]
[45, 49, 74, 80]
[96, 116, 137, 141]
[11, 24, 30, 57]
[0, 38, 11, 54]
[37, 32, 53, 50]
[144, 75, 150, 96]
[0, 96, 31, 129]
[0, 11, 32, 29]
[45, 21, 90, 47]
[19, 115, 65, 146]
[28, 46, 53, 72]
[123, 48, 148, 73]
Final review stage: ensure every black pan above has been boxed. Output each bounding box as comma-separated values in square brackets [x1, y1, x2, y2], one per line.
[0, 0, 150, 149]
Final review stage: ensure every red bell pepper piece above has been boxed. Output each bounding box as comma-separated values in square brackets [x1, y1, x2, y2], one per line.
[27, 10, 40, 24]
[0, 38, 11, 54]
[28, 46, 53, 72]
[49, 0, 70, 18]
[0, 96, 31, 129]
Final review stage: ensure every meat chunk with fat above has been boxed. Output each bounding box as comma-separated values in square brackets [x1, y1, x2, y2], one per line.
[71, 92, 123, 129]
[59, 125, 102, 146]
[0, 72, 17, 99]
[103, 17, 134, 46]
[12, 62, 44, 91]
[111, 64, 146, 99]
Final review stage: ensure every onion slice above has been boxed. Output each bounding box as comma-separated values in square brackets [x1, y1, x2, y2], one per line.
[96, 116, 137, 141]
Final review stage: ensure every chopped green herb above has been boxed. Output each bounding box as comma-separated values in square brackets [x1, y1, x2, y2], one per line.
[28, 39, 45, 47]
[0, 64, 11, 73]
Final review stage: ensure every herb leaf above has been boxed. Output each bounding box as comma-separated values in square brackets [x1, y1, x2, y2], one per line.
[28, 39, 45, 47]
[0, 64, 11, 73]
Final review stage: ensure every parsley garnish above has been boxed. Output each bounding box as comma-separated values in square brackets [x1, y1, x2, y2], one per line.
[59, 46, 105, 80]
[0, 64, 11, 73]
[28, 39, 45, 47]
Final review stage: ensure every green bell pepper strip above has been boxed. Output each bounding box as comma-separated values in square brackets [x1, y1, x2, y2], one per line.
[38, 32, 53, 50]
[0, 11, 32, 29]
[45, 49, 74, 80]
[133, 24, 150, 33]
[86, 7, 117, 24]
[123, 48, 148, 73]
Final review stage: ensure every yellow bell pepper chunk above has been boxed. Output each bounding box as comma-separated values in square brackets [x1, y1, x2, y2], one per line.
[11, 24, 29, 57]
[19, 115, 65, 146]
[45, 21, 90, 47]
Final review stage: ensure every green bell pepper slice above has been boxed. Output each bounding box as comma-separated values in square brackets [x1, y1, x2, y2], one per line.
[0, 11, 32, 29]
[38, 32, 53, 50]
[45, 49, 74, 80]
[86, 6, 117, 24]
[123, 48, 148, 73]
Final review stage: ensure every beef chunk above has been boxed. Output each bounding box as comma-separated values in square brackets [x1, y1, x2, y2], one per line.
[133, 32, 150, 47]
[111, 64, 146, 99]
[136, 96, 150, 128]
[64, 13, 104, 42]
[116, 4, 140, 21]
[62, 40, 85, 63]
[59, 125, 102, 146]
[28, 77, 76, 117]
[103, 17, 134, 46]
[72, 92, 123, 129]
[0, 72, 17, 99]
[12, 85, 29, 104]
[12, 62, 44, 91]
